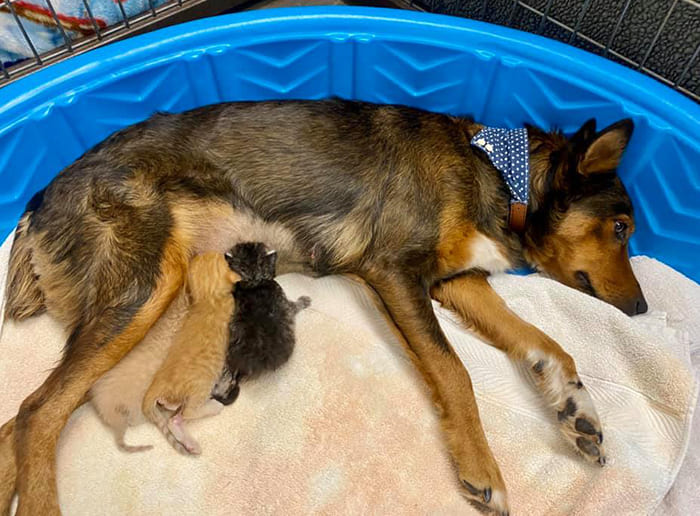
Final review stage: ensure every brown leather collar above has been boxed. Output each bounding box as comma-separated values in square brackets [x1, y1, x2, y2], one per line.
[509, 202, 528, 233]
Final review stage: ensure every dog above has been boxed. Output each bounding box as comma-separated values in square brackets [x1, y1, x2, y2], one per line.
[210, 242, 311, 406]
[141, 252, 240, 455]
[0, 98, 645, 515]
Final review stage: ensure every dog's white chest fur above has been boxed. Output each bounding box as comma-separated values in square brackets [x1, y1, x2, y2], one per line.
[464, 234, 511, 273]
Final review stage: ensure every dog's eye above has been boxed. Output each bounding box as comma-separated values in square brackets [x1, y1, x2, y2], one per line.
[614, 220, 627, 235]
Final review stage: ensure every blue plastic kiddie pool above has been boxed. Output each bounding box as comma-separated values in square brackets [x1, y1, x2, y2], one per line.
[0, 7, 698, 281]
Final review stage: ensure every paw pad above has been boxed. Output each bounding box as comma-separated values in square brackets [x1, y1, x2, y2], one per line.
[461, 480, 509, 515]
[532, 360, 546, 374]
[557, 397, 577, 421]
[575, 417, 597, 436]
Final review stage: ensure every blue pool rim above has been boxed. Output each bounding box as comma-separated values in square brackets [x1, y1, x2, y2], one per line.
[0, 6, 698, 280]
[2, 7, 698, 126]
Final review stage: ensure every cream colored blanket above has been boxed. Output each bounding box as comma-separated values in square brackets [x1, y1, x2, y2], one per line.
[0, 231, 697, 515]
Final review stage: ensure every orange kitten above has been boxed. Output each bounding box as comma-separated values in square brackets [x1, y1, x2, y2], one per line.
[142, 252, 239, 455]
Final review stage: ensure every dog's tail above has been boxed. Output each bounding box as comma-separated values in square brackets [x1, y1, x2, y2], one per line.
[142, 398, 190, 455]
[4, 211, 45, 322]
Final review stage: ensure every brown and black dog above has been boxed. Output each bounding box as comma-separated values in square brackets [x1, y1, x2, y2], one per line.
[0, 99, 645, 515]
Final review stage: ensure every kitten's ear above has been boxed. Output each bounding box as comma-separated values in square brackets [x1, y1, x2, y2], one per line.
[224, 250, 236, 270]
[264, 249, 278, 278]
[227, 270, 241, 284]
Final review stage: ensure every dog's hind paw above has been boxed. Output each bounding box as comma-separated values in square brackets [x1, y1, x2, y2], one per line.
[528, 352, 606, 465]
[453, 449, 510, 515]
[459, 479, 509, 515]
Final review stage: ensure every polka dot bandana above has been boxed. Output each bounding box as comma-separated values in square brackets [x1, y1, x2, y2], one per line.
[470, 127, 530, 205]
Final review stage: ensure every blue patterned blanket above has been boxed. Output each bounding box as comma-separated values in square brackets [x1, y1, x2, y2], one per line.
[1, 0, 169, 66]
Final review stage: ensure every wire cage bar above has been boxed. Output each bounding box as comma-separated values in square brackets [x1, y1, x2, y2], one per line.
[0, 0, 251, 87]
[0, 0, 698, 103]
[402, 0, 699, 102]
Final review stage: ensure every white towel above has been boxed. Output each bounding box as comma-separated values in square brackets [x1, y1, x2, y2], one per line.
[0, 232, 697, 515]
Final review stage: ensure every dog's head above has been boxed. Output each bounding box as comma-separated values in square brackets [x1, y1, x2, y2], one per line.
[524, 118, 647, 316]
[225, 242, 277, 282]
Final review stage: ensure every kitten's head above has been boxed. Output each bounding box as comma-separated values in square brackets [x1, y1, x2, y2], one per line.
[225, 242, 277, 282]
[186, 252, 239, 302]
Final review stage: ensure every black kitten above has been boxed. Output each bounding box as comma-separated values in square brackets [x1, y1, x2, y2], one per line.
[211, 242, 310, 405]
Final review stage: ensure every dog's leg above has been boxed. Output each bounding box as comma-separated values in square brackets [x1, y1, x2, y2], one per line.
[366, 272, 510, 516]
[12, 242, 187, 516]
[0, 418, 16, 516]
[430, 273, 606, 464]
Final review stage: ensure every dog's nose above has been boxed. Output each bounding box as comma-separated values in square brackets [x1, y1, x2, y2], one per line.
[620, 294, 648, 316]
[635, 295, 648, 315]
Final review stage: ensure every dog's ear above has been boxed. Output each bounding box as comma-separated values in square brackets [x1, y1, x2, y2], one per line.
[578, 119, 633, 175]
[570, 118, 597, 150]
[524, 122, 548, 139]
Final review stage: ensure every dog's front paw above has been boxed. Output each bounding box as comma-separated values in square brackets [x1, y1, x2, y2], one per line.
[529, 353, 606, 465]
[555, 380, 606, 465]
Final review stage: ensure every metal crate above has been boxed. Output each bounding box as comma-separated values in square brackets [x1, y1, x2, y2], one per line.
[2, 0, 698, 102]
[0, 0, 375, 87]
[0, 0, 250, 86]
[398, 0, 699, 102]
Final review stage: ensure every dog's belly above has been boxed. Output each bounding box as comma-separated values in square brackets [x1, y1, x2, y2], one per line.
[185, 202, 309, 273]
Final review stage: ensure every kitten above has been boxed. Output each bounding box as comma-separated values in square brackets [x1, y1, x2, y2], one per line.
[90, 289, 189, 452]
[212, 242, 310, 405]
[142, 252, 240, 455]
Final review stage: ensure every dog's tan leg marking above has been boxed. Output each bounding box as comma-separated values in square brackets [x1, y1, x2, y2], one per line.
[363, 273, 510, 515]
[431, 273, 606, 465]
[12, 237, 188, 516]
[0, 418, 16, 516]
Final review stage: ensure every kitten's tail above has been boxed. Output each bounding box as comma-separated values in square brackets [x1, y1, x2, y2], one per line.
[142, 398, 190, 455]
[97, 406, 152, 453]
[292, 296, 311, 315]
[117, 438, 153, 453]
